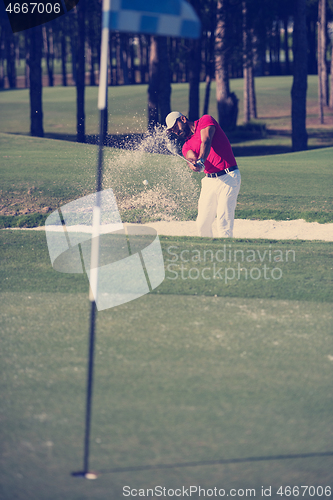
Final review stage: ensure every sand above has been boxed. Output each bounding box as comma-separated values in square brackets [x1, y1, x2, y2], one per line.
[17, 218, 333, 241]
[136, 219, 333, 241]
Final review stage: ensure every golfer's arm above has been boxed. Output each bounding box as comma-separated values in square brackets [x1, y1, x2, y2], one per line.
[199, 125, 215, 161]
[185, 150, 199, 171]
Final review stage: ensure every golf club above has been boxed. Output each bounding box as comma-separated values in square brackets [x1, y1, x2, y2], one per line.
[165, 146, 197, 166]
[167, 149, 205, 171]
[171, 151, 192, 163]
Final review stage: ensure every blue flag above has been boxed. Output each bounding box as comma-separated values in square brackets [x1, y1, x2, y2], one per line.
[103, 0, 201, 39]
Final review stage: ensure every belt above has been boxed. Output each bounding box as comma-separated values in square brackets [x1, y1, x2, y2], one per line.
[206, 166, 238, 178]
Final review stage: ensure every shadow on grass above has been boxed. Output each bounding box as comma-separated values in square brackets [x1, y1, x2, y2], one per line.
[232, 144, 292, 156]
[43, 131, 292, 157]
[15, 128, 333, 157]
[94, 451, 333, 475]
[35, 131, 293, 157]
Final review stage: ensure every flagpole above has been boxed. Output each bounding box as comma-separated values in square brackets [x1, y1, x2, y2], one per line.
[71, 0, 200, 479]
[72, 0, 110, 479]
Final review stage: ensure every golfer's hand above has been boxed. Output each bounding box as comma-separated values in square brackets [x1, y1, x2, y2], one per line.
[185, 150, 198, 170]
[188, 162, 201, 172]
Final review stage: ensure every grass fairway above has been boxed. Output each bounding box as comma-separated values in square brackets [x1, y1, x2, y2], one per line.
[1, 133, 333, 225]
[0, 230, 332, 499]
[0, 76, 333, 152]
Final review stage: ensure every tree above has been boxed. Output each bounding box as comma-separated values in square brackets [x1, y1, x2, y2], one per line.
[158, 37, 171, 124]
[188, 37, 201, 121]
[242, 0, 257, 123]
[291, 0, 308, 151]
[4, 24, 17, 88]
[27, 26, 44, 137]
[330, 44, 333, 108]
[43, 26, 54, 87]
[202, 0, 217, 115]
[147, 36, 159, 130]
[76, 0, 86, 143]
[282, 17, 291, 74]
[147, 36, 171, 130]
[86, 0, 100, 86]
[59, 17, 68, 86]
[215, 0, 238, 130]
[329, 0, 333, 107]
[187, 0, 202, 121]
[317, 0, 328, 123]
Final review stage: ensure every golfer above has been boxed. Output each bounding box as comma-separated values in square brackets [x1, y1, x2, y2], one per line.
[166, 112, 241, 238]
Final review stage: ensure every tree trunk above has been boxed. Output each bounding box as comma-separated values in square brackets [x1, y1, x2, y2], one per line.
[70, 32, 77, 84]
[291, 0, 307, 151]
[147, 36, 171, 129]
[24, 31, 29, 88]
[76, 0, 86, 143]
[116, 34, 121, 84]
[188, 38, 201, 121]
[174, 39, 181, 82]
[243, 0, 250, 122]
[275, 21, 281, 75]
[306, 17, 317, 75]
[317, 2, 324, 123]
[249, 60, 257, 118]
[88, 18, 96, 86]
[43, 27, 54, 87]
[215, 0, 238, 130]
[144, 35, 149, 83]
[283, 18, 290, 75]
[203, 74, 211, 116]
[268, 33, 274, 75]
[188, 0, 201, 121]
[148, 36, 159, 130]
[329, 44, 333, 108]
[129, 37, 135, 84]
[120, 34, 129, 85]
[5, 26, 16, 88]
[157, 37, 171, 125]
[61, 33, 67, 86]
[28, 26, 44, 137]
[203, 4, 216, 115]
[0, 41, 4, 89]
[109, 34, 114, 85]
[317, 0, 328, 123]
[139, 35, 146, 83]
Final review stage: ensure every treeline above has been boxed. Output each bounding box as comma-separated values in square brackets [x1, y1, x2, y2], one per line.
[1, 0, 333, 149]
[2, 0, 333, 88]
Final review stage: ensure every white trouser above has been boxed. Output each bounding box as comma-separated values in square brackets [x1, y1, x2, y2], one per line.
[197, 169, 241, 238]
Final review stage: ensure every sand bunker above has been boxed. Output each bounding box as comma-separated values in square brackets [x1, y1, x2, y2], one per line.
[134, 219, 333, 241]
[12, 218, 333, 241]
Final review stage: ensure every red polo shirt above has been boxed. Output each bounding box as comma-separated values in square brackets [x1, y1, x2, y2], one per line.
[182, 115, 237, 174]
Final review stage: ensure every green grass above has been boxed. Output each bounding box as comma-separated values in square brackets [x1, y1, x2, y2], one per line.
[1, 75, 332, 499]
[0, 76, 332, 151]
[235, 147, 333, 223]
[1, 231, 332, 302]
[1, 132, 332, 225]
[0, 230, 332, 499]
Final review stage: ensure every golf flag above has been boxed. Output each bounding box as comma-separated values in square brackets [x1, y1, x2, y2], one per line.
[103, 0, 201, 38]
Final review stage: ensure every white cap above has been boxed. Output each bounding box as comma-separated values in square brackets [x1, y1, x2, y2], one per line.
[165, 111, 184, 131]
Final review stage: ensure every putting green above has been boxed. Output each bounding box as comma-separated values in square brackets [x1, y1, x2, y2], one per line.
[0, 292, 332, 499]
[0, 230, 332, 499]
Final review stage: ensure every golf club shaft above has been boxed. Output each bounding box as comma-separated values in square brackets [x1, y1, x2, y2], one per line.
[170, 150, 194, 165]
